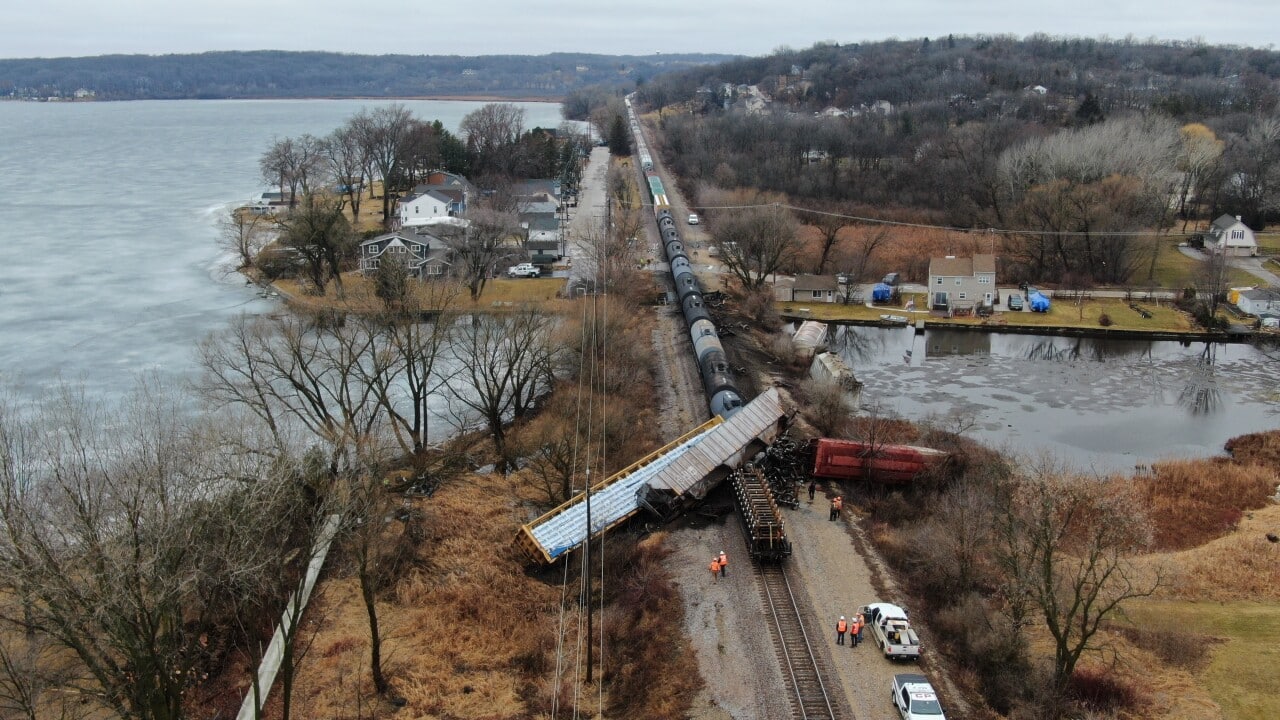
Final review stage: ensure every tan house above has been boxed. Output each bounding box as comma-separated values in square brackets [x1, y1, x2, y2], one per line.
[774, 274, 843, 303]
[928, 254, 996, 311]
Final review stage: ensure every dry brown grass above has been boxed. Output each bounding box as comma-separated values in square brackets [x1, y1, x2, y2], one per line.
[1225, 430, 1280, 469]
[274, 273, 577, 316]
[1136, 458, 1278, 551]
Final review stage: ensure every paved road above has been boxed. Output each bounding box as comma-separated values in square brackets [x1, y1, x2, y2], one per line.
[564, 145, 611, 285]
[1179, 245, 1280, 286]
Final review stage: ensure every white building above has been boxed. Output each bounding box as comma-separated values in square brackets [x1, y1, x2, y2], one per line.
[399, 189, 453, 227]
[1205, 214, 1258, 257]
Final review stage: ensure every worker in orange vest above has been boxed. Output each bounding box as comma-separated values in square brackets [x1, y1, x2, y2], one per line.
[709, 557, 720, 581]
[850, 613, 863, 647]
[836, 615, 848, 645]
[718, 550, 728, 578]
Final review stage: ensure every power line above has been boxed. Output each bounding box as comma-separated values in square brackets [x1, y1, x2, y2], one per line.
[642, 199, 1212, 238]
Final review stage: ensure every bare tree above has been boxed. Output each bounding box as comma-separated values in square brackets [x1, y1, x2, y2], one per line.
[447, 309, 558, 469]
[220, 206, 268, 271]
[0, 383, 305, 720]
[278, 193, 355, 296]
[322, 125, 370, 223]
[439, 204, 521, 301]
[716, 203, 800, 289]
[353, 105, 418, 222]
[368, 283, 461, 459]
[795, 204, 850, 273]
[993, 460, 1162, 707]
[461, 103, 526, 178]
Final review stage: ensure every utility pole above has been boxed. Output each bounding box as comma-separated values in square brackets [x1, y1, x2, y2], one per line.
[584, 466, 593, 683]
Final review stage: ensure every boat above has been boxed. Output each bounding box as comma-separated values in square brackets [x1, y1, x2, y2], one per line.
[879, 314, 909, 324]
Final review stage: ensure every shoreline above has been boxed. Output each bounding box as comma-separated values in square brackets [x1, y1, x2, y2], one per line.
[783, 312, 1261, 343]
[2, 94, 565, 104]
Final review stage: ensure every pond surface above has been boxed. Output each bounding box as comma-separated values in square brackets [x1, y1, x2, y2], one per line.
[831, 326, 1280, 471]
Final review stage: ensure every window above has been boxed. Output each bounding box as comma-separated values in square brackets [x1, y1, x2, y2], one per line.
[958, 292, 967, 300]
[369, 259, 380, 269]
[426, 265, 442, 275]
[414, 206, 419, 214]
[935, 277, 943, 285]
[978, 276, 991, 284]
[1232, 230, 1244, 240]
[955, 278, 962, 285]
[812, 290, 824, 300]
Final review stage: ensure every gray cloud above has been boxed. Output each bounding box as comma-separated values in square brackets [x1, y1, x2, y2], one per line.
[2, 0, 1275, 59]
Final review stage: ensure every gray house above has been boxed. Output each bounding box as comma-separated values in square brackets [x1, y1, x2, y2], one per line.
[1237, 287, 1280, 316]
[359, 229, 450, 278]
[928, 254, 996, 311]
[774, 275, 843, 303]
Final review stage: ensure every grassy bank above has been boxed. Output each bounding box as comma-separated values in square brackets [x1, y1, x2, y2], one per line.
[778, 295, 1198, 333]
[274, 273, 575, 315]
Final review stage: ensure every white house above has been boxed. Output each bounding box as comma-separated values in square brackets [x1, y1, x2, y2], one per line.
[1205, 214, 1258, 257]
[1237, 287, 1280, 316]
[398, 189, 454, 227]
[928, 254, 997, 311]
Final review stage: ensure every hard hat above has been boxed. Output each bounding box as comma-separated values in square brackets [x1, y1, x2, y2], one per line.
[840, 615, 845, 619]
[720, 550, 726, 554]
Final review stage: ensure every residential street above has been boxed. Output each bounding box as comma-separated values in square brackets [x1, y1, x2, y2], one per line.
[1179, 245, 1280, 286]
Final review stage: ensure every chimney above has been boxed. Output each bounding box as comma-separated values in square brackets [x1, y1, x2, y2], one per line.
[945, 255, 956, 259]
[1236, 215, 1242, 222]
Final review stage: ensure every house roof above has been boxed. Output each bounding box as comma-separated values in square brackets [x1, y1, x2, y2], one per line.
[929, 253, 995, 277]
[1211, 214, 1245, 233]
[402, 189, 452, 207]
[1239, 288, 1280, 301]
[793, 274, 839, 292]
[512, 178, 560, 198]
[526, 216, 560, 232]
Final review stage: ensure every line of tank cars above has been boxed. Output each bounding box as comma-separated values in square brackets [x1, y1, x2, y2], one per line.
[625, 96, 744, 419]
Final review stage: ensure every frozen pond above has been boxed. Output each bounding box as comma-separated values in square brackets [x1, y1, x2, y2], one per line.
[832, 326, 1280, 471]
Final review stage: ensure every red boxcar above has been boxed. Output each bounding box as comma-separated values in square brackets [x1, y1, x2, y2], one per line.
[810, 438, 948, 483]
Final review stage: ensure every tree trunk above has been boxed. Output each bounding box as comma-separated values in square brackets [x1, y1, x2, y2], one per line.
[360, 564, 389, 694]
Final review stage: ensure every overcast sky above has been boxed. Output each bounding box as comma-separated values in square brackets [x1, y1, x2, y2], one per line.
[3, 0, 1277, 59]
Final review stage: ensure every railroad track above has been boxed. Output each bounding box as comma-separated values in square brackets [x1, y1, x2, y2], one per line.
[756, 564, 841, 720]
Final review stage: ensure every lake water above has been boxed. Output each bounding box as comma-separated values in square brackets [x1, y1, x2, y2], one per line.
[0, 98, 569, 403]
[833, 326, 1279, 471]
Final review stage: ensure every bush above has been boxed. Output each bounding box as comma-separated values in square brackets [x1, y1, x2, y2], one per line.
[1069, 667, 1142, 713]
[1108, 625, 1217, 670]
[1098, 312, 1113, 327]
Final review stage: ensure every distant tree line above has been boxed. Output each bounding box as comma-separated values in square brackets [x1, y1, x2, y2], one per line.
[0, 50, 730, 101]
[599, 36, 1280, 285]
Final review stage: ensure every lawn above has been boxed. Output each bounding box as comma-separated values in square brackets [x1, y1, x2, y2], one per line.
[778, 296, 1196, 333]
[1254, 233, 1280, 254]
[274, 273, 575, 315]
[1122, 600, 1280, 720]
[1144, 241, 1256, 288]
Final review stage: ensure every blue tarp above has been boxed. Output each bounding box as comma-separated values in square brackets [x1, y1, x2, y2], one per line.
[1029, 291, 1051, 312]
[872, 283, 893, 302]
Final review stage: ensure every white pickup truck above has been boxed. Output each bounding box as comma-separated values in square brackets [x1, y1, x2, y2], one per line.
[861, 602, 922, 661]
[506, 262, 541, 278]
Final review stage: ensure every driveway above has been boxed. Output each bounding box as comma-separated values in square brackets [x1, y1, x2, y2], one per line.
[1180, 244, 1280, 287]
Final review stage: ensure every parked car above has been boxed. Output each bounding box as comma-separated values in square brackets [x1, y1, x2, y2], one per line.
[687, 213, 700, 225]
[891, 674, 947, 719]
[882, 272, 901, 286]
[506, 262, 541, 278]
[1007, 293, 1023, 311]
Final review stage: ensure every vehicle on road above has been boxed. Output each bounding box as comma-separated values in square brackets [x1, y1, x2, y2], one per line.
[1007, 293, 1023, 311]
[882, 272, 901, 286]
[861, 602, 921, 661]
[891, 674, 946, 719]
[506, 262, 541, 278]
[687, 213, 700, 225]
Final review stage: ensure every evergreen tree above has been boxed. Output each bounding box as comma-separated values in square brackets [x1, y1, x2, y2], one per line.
[607, 114, 631, 156]
[1075, 93, 1105, 126]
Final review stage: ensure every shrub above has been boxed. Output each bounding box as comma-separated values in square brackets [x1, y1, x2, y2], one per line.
[1069, 667, 1142, 713]
[1108, 625, 1217, 670]
[1098, 312, 1113, 327]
